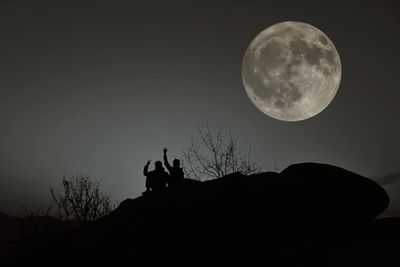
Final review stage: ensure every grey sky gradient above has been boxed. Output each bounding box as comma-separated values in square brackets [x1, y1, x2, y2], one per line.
[0, 0, 399, 215]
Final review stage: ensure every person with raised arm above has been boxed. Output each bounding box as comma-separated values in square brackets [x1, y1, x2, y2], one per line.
[143, 160, 169, 194]
[163, 147, 184, 187]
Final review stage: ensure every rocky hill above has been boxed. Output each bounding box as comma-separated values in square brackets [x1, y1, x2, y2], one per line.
[2, 162, 399, 266]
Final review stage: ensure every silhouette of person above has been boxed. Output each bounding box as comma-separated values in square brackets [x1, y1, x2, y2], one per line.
[143, 160, 169, 193]
[163, 147, 184, 187]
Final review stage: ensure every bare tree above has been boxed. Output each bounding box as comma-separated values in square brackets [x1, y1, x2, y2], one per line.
[183, 126, 262, 180]
[50, 174, 114, 226]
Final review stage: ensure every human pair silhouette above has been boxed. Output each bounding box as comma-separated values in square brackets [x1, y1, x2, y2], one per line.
[143, 147, 184, 194]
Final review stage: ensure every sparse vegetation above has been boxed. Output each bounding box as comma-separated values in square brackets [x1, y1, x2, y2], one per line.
[183, 126, 263, 180]
[21, 174, 114, 238]
[50, 174, 114, 226]
[21, 205, 57, 238]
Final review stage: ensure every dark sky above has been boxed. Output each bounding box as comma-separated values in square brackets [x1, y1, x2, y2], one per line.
[1, 0, 399, 215]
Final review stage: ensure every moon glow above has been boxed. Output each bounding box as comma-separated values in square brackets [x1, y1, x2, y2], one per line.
[242, 21, 341, 121]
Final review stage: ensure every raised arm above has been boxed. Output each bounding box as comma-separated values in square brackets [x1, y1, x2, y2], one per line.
[163, 147, 172, 172]
[143, 160, 151, 176]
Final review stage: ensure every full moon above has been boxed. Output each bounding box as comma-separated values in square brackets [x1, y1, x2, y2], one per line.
[242, 21, 341, 121]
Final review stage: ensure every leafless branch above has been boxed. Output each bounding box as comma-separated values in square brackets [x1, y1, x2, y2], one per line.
[50, 174, 114, 226]
[183, 126, 263, 180]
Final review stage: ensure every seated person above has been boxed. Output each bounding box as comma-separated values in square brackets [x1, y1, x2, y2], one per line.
[143, 160, 169, 193]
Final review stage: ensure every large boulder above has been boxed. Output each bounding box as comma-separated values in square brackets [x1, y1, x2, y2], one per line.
[279, 162, 389, 224]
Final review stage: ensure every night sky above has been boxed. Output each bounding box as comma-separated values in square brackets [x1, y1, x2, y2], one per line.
[0, 0, 399, 216]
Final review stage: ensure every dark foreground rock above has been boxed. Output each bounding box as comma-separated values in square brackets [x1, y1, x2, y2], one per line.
[1, 162, 395, 266]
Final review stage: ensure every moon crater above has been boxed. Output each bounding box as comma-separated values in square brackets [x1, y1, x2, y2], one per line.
[242, 21, 341, 121]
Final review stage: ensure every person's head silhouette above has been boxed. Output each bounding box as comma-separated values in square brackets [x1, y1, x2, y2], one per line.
[155, 160, 163, 170]
[173, 159, 180, 168]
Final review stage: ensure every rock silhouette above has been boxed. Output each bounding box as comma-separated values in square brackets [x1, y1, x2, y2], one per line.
[279, 162, 389, 223]
[1, 162, 396, 266]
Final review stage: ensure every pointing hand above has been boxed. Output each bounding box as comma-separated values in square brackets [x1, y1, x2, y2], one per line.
[146, 160, 151, 166]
